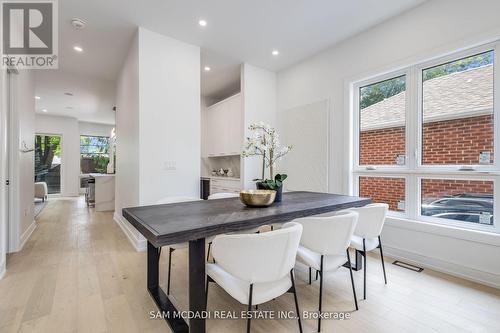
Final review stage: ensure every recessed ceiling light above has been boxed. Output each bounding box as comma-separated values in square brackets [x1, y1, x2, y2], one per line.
[272, 49, 279, 56]
[65, 106, 74, 109]
[71, 18, 86, 30]
[198, 19, 207, 27]
[64, 92, 74, 96]
[35, 96, 40, 100]
[204, 66, 211, 72]
[41, 109, 47, 113]
[73, 46, 83, 52]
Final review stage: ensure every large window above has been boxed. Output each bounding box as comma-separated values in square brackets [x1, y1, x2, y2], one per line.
[422, 51, 494, 165]
[80, 135, 110, 174]
[353, 43, 499, 232]
[359, 76, 406, 166]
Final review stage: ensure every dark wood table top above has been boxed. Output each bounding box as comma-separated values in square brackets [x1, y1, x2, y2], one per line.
[123, 191, 371, 247]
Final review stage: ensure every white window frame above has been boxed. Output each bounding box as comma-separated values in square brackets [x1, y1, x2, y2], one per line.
[353, 68, 411, 172]
[352, 41, 500, 234]
[416, 43, 500, 172]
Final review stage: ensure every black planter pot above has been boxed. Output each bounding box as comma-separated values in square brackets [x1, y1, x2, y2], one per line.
[256, 182, 283, 203]
[256, 181, 267, 190]
[274, 186, 283, 202]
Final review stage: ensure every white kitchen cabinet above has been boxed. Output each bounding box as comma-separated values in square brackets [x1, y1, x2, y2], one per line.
[205, 93, 242, 157]
[210, 178, 241, 194]
[225, 94, 243, 155]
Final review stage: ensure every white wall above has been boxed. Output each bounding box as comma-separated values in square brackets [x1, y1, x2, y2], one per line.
[277, 0, 500, 287]
[79, 121, 114, 137]
[241, 64, 277, 188]
[35, 115, 80, 197]
[138, 27, 201, 204]
[115, 31, 140, 223]
[114, 28, 201, 251]
[0, 69, 8, 277]
[9, 70, 36, 252]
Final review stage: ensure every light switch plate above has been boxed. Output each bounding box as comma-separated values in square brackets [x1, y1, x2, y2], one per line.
[163, 161, 176, 170]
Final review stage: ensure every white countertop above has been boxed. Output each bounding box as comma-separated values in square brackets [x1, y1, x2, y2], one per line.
[89, 173, 115, 178]
[203, 176, 240, 181]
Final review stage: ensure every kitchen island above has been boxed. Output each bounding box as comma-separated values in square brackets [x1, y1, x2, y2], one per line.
[90, 173, 115, 211]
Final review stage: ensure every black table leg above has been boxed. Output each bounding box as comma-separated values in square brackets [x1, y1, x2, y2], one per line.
[189, 238, 206, 333]
[351, 249, 363, 271]
[147, 241, 189, 333]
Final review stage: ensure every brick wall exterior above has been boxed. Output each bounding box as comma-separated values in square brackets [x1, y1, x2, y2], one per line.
[422, 115, 494, 165]
[359, 177, 405, 212]
[421, 179, 493, 199]
[360, 115, 493, 165]
[359, 115, 494, 211]
[360, 127, 405, 165]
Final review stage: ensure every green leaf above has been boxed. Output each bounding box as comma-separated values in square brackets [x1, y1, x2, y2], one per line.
[274, 174, 288, 182]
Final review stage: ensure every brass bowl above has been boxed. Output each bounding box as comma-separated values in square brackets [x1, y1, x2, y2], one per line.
[240, 190, 276, 207]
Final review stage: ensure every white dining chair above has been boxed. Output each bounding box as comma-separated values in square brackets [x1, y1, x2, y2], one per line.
[156, 196, 205, 295]
[294, 211, 359, 332]
[206, 222, 304, 333]
[348, 203, 388, 300]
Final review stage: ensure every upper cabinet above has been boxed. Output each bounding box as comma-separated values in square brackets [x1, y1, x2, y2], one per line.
[204, 93, 243, 157]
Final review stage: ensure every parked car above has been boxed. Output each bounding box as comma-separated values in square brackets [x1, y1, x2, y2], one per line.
[433, 212, 493, 225]
[421, 193, 493, 224]
[450, 193, 493, 199]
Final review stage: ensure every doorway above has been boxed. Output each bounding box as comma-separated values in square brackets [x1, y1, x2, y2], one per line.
[34, 134, 62, 194]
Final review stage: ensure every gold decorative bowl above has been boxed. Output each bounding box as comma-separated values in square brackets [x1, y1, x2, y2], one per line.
[240, 190, 276, 207]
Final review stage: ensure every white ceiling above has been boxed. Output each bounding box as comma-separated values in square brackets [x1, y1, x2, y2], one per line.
[34, 71, 115, 124]
[201, 49, 241, 101]
[37, 0, 425, 123]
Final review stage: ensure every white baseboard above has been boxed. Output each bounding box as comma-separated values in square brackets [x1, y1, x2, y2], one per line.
[113, 212, 146, 252]
[383, 245, 500, 289]
[0, 259, 5, 280]
[19, 220, 36, 251]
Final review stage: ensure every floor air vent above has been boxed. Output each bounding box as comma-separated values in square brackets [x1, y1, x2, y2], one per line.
[392, 260, 424, 272]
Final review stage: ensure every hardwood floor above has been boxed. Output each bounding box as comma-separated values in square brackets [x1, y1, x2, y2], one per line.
[1, 196, 499, 333]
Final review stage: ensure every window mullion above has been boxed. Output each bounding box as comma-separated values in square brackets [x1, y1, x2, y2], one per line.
[494, 42, 500, 171]
[405, 65, 418, 220]
[407, 65, 418, 171]
[405, 175, 416, 220]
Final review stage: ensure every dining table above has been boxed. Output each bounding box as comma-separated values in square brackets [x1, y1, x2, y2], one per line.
[123, 191, 372, 333]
